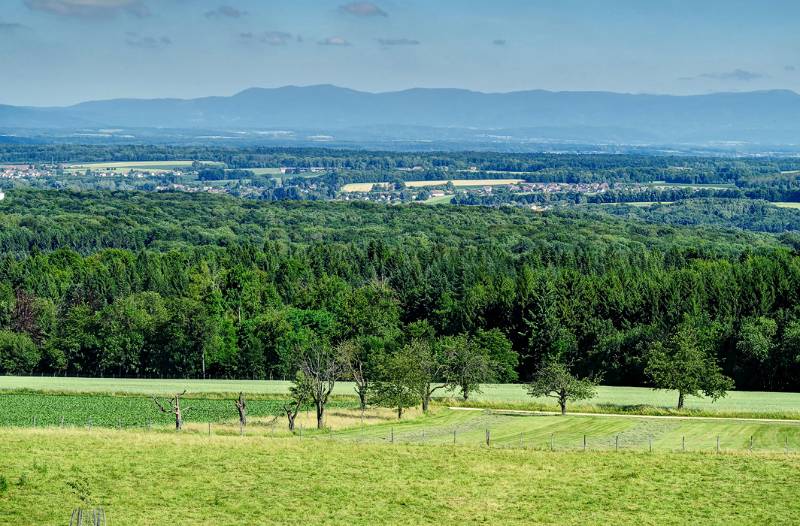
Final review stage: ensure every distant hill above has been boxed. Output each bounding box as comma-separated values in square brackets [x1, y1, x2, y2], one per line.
[2, 85, 800, 146]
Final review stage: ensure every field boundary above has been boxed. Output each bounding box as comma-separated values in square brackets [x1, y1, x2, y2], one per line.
[450, 406, 800, 424]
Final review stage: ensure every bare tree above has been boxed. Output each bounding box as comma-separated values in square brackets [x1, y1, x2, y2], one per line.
[299, 342, 344, 429]
[283, 371, 311, 432]
[153, 390, 191, 430]
[234, 392, 247, 427]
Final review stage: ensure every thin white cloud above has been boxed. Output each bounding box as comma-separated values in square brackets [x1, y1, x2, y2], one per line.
[24, 0, 150, 18]
[125, 32, 171, 49]
[318, 36, 351, 46]
[240, 31, 295, 46]
[680, 69, 766, 82]
[339, 2, 387, 17]
[378, 38, 419, 46]
[205, 5, 247, 19]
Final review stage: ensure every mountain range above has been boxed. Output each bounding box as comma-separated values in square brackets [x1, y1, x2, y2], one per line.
[2, 85, 800, 146]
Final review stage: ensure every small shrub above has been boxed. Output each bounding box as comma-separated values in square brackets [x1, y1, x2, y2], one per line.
[0, 474, 8, 493]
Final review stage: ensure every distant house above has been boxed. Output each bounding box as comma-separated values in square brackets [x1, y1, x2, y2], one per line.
[430, 190, 446, 197]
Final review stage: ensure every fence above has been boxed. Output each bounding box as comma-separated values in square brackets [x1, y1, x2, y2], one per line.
[8, 414, 800, 454]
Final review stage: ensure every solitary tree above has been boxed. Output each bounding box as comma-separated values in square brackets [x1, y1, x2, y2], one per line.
[368, 351, 420, 419]
[528, 361, 597, 415]
[645, 316, 734, 409]
[234, 392, 247, 428]
[395, 337, 448, 413]
[340, 337, 385, 412]
[299, 341, 344, 429]
[442, 334, 493, 401]
[153, 390, 191, 430]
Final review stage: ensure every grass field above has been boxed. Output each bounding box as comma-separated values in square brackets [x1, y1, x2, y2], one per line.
[2, 384, 800, 452]
[424, 194, 455, 205]
[247, 167, 283, 175]
[0, 427, 798, 525]
[341, 179, 524, 192]
[773, 202, 800, 209]
[4, 378, 798, 418]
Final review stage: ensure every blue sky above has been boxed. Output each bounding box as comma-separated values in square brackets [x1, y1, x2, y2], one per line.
[1, 0, 798, 106]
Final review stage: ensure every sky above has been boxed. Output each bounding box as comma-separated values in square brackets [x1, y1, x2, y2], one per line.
[0, 0, 798, 106]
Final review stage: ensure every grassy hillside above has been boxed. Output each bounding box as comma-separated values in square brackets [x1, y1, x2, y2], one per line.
[0, 427, 798, 525]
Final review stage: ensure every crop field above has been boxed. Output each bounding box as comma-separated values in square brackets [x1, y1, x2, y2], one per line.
[0, 392, 356, 429]
[773, 202, 800, 209]
[0, 427, 798, 525]
[4, 378, 799, 418]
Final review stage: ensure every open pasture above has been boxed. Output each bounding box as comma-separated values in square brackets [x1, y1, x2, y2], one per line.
[328, 408, 800, 453]
[0, 426, 798, 525]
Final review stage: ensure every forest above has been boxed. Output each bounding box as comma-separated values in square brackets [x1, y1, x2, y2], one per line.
[0, 188, 797, 393]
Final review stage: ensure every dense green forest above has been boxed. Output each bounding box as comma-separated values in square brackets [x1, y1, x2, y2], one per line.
[0, 189, 798, 393]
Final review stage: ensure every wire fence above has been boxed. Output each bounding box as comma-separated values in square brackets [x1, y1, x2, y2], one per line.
[8, 414, 800, 454]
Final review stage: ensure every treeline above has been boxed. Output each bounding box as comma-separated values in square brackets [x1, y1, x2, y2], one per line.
[0, 190, 798, 392]
[4, 145, 800, 185]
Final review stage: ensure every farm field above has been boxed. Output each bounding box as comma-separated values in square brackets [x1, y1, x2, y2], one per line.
[0, 391, 355, 429]
[247, 167, 283, 175]
[424, 194, 455, 204]
[0, 427, 799, 525]
[773, 202, 800, 209]
[3, 377, 799, 418]
[2, 387, 799, 452]
[340, 179, 525, 192]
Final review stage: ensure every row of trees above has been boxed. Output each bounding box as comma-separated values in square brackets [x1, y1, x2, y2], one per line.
[254, 312, 735, 431]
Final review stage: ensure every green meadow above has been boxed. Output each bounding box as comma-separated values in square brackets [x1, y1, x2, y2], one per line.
[0, 427, 798, 525]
